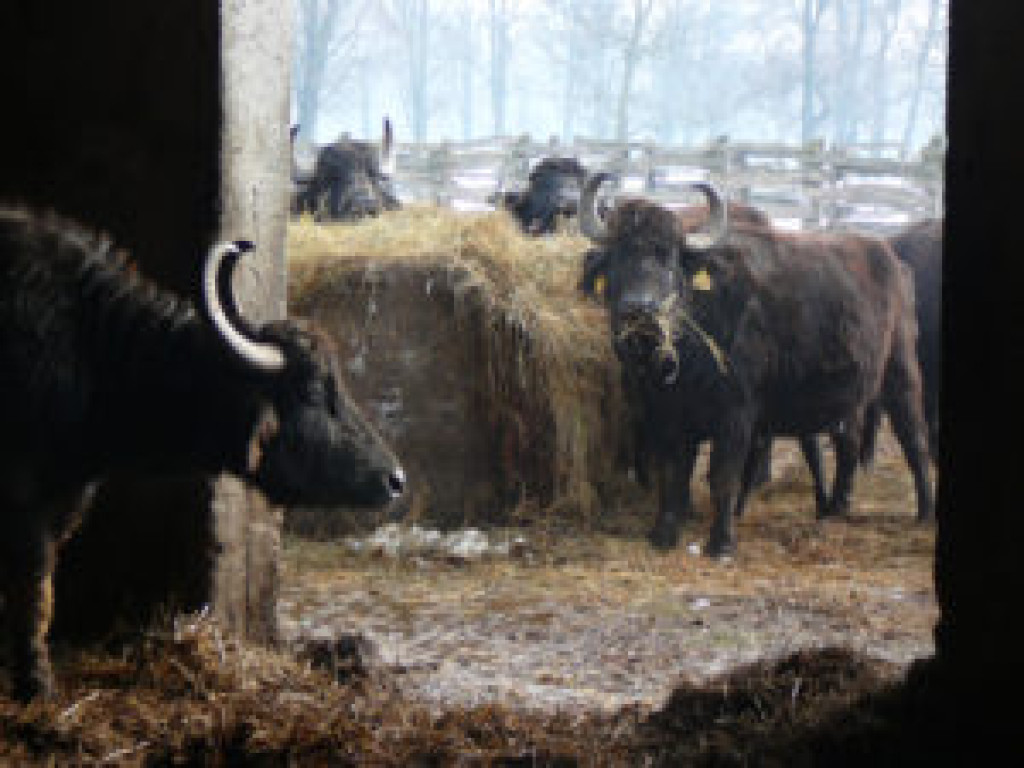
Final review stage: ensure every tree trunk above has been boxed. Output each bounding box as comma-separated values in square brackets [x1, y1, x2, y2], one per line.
[870, 0, 902, 144]
[294, 0, 340, 141]
[460, 1, 473, 140]
[801, 0, 825, 144]
[489, 0, 508, 136]
[409, 0, 429, 142]
[902, 0, 941, 156]
[614, 0, 652, 142]
[562, 0, 578, 142]
[835, 0, 868, 145]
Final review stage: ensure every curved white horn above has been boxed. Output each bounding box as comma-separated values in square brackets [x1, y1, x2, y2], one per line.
[580, 172, 616, 242]
[203, 241, 286, 372]
[683, 182, 728, 251]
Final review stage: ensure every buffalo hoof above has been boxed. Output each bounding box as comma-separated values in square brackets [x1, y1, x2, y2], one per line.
[818, 502, 850, 521]
[648, 524, 680, 551]
[12, 668, 56, 703]
[706, 536, 736, 559]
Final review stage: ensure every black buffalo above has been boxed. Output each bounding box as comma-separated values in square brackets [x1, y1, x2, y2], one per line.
[298, 118, 400, 221]
[0, 208, 405, 700]
[582, 200, 830, 525]
[578, 174, 933, 556]
[495, 157, 589, 235]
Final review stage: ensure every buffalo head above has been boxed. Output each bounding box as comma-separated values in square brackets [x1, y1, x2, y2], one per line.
[306, 117, 400, 222]
[498, 157, 588, 235]
[578, 173, 737, 389]
[203, 242, 405, 507]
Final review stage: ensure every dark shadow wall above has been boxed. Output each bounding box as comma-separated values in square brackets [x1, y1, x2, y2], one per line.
[0, 2, 222, 638]
[939, 1, 1024, 683]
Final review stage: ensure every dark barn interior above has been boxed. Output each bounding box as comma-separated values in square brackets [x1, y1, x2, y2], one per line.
[0, 0, 1022, 763]
[0, 2, 223, 640]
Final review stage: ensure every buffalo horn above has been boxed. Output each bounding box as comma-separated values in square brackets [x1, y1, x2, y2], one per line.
[580, 172, 615, 242]
[380, 116, 396, 177]
[683, 181, 728, 251]
[203, 241, 286, 372]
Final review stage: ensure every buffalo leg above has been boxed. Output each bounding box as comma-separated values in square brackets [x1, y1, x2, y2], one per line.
[824, 412, 865, 519]
[648, 439, 698, 550]
[734, 434, 772, 519]
[706, 419, 753, 558]
[631, 406, 651, 489]
[2, 486, 93, 701]
[747, 436, 773, 490]
[1, 524, 58, 701]
[883, 358, 935, 522]
[799, 435, 829, 518]
[859, 401, 884, 468]
[924, 392, 940, 464]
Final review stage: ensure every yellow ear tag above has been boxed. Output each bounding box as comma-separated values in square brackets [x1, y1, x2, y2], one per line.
[594, 275, 607, 295]
[692, 268, 712, 291]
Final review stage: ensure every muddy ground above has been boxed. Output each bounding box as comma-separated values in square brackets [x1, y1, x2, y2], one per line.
[1, 426, 939, 765]
[280, 427, 937, 717]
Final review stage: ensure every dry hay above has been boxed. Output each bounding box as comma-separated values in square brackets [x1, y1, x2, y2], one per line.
[287, 206, 632, 527]
[0, 610, 622, 766]
[1, 608, 940, 766]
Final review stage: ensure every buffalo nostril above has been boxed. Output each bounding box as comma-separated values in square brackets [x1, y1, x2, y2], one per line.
[387, 467, 406, 498]
[660, 356, 680, 385]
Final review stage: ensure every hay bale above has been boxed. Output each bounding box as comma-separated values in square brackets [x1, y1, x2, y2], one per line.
[286, 206, 638, 534]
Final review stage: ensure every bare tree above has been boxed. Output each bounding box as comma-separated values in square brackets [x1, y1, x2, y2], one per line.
[801, 0, 830, 144]
[561, 0, 580, 142]
[870, 0, 904, 144]
[614, 0, 656, 141]
[458, 0, 476, 140]
[902, 0, 944, 155]
[381, 0, 433, 142]
[834, 0, 869, 144]
[293, 0, 369, 141]
[489, 0, 510, 136]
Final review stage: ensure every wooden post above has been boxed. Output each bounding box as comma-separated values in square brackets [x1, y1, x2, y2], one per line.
[216, 0, 294, 645]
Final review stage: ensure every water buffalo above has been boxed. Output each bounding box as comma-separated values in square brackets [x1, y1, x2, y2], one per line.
[578, 174, 933, 556]
[299, 117, 400, 221]
[494, 157, 589, 235]
[0, 207, 405, 700]
[581, 199, 829, 532]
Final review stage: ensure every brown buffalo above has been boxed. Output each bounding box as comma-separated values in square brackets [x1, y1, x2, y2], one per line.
[578, 174, 933, 556]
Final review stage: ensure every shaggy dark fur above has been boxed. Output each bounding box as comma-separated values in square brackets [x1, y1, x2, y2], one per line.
[498, 157, 589, 235]
[581, 202, 829, 531]
[0, 208, 404, 701]
[582, 198, 933, 556]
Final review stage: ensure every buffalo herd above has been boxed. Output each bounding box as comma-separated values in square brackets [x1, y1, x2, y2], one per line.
[1, 135, 940, 700]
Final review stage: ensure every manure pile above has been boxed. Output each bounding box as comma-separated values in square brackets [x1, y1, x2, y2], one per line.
[287, 206, 640, 534]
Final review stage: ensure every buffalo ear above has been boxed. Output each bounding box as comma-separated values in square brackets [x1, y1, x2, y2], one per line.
[579, 249, 609, 298]
[246, 406, 281, 477]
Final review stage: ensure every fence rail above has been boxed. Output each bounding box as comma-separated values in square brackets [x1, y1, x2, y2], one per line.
[297, 134, 945, 235]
